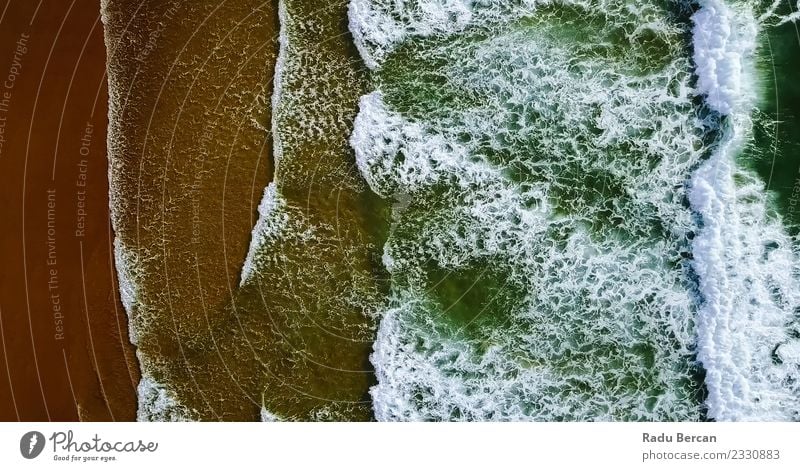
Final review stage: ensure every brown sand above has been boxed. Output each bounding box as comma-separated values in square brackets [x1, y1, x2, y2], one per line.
[103, 0, 280, 420]
[0, 0, 139, 421]
[105, 0, 388, 421]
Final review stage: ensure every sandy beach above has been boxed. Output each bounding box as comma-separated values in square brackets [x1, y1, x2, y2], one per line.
[0, 0, 138, 421]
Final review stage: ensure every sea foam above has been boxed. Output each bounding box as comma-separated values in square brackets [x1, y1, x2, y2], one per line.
[239, 182, 288, 286]
[353, 1, 710, 420]
[348, 0, 540, 69]
[240, 0, 292, 288]
[692, 0, 757, 115]
[136, 376, 197, 422]
[689, 0, 800, 421]
[112, 239, 139, 345]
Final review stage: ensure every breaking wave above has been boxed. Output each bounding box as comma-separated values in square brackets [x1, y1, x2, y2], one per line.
[689, 0, 800, 421]
[350, 0, 800, 420]
[352, 0, 710, 420]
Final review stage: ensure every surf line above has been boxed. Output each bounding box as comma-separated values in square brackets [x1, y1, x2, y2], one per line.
[689, 0, 800, 421]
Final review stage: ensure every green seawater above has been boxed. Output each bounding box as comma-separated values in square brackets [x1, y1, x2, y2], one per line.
[120, 0, 800, 422]
[749, 17, 800, 232]
[359, 0, 709, 420]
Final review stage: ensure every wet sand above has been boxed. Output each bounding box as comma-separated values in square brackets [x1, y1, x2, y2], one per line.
[0, 0, 138, 421]
[104, 0, 280, 420]
[106, 0, 388, 420]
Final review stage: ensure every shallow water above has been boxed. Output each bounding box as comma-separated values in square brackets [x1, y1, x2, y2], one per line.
[107, 0, 800, 421]
[106, 0, 390, 421]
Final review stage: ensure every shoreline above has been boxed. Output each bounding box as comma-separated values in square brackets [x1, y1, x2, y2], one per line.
[0, 0, 138, 421]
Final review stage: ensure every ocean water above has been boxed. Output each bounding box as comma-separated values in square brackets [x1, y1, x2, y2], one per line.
[108, 0, 800, 421]
[350, 0, 800, 420]
[749, 3, 800, 231]
[688, 0, 800, 420]
[106, 0, 386, 421]
[231, 0, 388, 420]
[104, 0, 288, 421]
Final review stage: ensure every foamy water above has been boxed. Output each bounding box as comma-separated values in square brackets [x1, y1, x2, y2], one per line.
[689, 0, 800, 421]
[351, 0, 800, 421]
[239, 1, 294, 289]
[352, 0, 710, 420]
[136, 376, 197, 422]
[108, 0, 800, 421]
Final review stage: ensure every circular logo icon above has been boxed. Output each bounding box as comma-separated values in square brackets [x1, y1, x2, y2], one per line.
[20, 431, 45, 459]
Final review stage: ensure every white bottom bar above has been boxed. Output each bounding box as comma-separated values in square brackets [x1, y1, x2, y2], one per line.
[1, 422, 797, 470]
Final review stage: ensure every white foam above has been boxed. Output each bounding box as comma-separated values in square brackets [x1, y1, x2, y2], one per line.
[104, 0, 141, 347]
[239, 0, 291, 287]
[271, 0, 289, 171]
[689, 1, 800, 421]
[239, 182, 288, 286]
[352, 4, 709, 420]
[689, 125, 800, 421]
[351, 92, 498, 197]
[112, 238, 139, 344]
[348, 0, 541, 68]
[349, 0, 474, 69]
[691, 0, 757, 115]
[136, 376, 197, 422]
[370, 225, 704, 420]
[259, 407, 282, 422]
